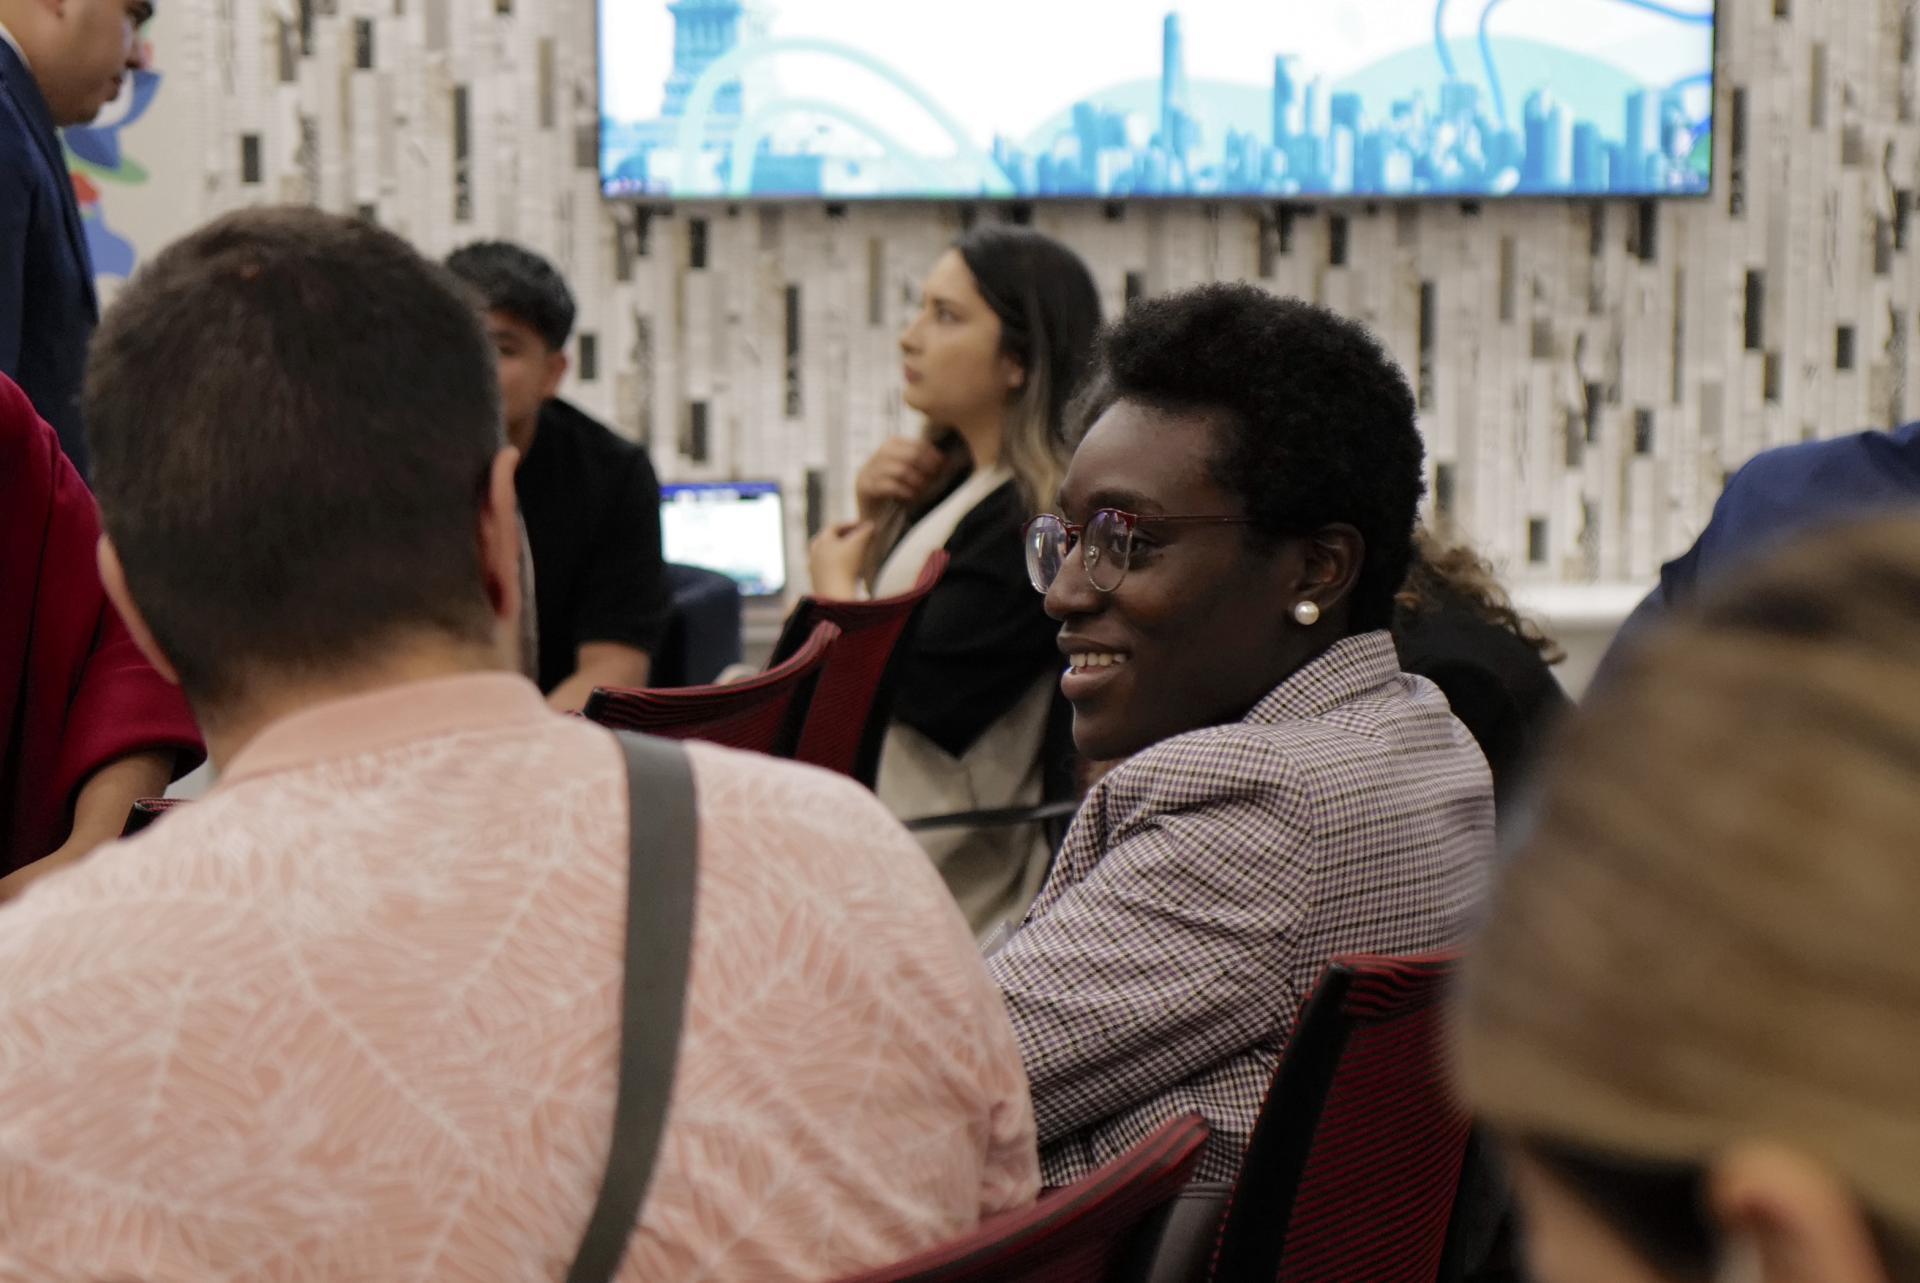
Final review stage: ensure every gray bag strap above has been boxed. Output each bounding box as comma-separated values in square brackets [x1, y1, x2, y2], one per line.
[566, 732, 698, 1283]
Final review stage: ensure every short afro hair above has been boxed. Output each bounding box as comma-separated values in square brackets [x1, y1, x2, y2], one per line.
[1095, 283, 1425, 633]
[444, 240, 576, 351]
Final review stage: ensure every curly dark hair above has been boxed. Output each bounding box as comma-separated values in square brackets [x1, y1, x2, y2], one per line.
[1098, 283, 1425, 632]
[444, 240, 576, 351]
[1397, 528, 1566, 664]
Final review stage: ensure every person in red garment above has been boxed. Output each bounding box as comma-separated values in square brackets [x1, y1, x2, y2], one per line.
[0, 371, 199, 891]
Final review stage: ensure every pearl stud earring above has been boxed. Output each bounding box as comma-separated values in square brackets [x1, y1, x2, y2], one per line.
[1293, 600, 1321, 627]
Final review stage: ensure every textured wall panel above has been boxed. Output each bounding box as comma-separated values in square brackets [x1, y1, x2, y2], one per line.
[146, 0, 1920, 593]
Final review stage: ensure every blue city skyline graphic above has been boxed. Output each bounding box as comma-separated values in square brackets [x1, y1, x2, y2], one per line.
[599, 0, 1715, 201]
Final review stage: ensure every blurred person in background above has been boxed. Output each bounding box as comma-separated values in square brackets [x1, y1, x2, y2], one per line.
[0, 0, 153, 472]
[1455, 517, 1920, 1283]
[1594, 419, 1920, 688]
[446, 240, 671, 712]
[808, 225, 1103, 936]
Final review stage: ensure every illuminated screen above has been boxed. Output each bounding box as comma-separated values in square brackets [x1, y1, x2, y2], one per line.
[599, 0, 1715, 201]
[660, 481, 788, 597]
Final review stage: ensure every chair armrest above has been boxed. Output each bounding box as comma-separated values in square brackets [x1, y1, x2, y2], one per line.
[902, 799, 1082, 833]
[1112, 1180, 1232, 1283]
[122, 797, 184, 837]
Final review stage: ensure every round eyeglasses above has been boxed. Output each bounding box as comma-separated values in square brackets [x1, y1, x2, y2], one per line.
[1024, 508, 1257, 594]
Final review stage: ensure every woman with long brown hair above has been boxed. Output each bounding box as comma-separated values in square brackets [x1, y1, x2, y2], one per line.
[808, 225, 1102, 934]
[1454, 517, 1920, 1283]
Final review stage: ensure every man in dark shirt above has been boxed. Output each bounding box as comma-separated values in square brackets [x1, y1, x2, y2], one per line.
[446, 241, 670, 710]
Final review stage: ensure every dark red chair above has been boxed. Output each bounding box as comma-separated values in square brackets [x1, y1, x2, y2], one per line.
[1206, 951, 1472, 1283]
[583, 620, 839, 756]
[834, 1112, 1210, 1283]
[771, 550, 949, 786]
[122, 797, 185, 837]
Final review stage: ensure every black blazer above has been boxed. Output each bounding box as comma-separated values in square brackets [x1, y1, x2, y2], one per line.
[1393, 592, 1570, 820]
[887, 476, 1062, 762]
[0, 39, 97, 474]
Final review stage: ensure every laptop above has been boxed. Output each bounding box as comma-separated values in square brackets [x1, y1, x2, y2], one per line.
[659, 481, 789, 598]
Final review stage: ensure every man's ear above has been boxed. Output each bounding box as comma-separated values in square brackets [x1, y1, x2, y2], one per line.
[477, 447, 524, 630]
[1708, 1143, 1893, 1283]
[539, 347, 570, 403]
[1289, 523, 1366, 619]
[96, 536, 181, 685]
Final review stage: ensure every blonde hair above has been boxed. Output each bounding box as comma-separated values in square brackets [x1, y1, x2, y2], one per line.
[1454, 517, 1920, 1269]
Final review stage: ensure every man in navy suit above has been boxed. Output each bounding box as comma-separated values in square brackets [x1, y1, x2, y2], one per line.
[0, 0, 152, 475]
[1592, 421, 1920, 689]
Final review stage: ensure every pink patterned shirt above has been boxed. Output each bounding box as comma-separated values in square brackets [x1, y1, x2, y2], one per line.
[0, 673, 1037, 1281]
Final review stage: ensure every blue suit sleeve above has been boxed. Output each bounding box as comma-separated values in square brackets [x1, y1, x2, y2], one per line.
[1590, 451, 1777, 692]
[0, 126, 29, 377]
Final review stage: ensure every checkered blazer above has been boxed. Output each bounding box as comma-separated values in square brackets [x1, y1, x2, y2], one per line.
[986, 631, 1494, 1185]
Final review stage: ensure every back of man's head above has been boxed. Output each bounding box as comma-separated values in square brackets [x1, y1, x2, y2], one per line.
[85, 206, 507, 715]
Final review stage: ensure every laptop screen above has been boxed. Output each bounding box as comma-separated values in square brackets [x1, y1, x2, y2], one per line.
[659, 481, 788, 598]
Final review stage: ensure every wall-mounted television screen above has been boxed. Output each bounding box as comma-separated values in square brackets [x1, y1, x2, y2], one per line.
[599, 0, 1714, 203]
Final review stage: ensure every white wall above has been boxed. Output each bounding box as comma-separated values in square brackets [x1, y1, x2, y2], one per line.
[109, 0, 1920, 621]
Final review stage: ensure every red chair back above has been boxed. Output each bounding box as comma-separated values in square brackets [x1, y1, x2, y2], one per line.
[773, 550, 949, 785]
[835, 1112, 1210, 1283]
[584, 621, 840, 756]
[1209, 952, 1470, 1283]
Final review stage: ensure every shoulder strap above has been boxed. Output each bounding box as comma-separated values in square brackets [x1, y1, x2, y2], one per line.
[566, 732, 699, 1283]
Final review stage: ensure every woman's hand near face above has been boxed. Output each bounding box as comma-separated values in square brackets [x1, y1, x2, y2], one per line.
[808, 519, 877, 600]
[855, 437, 945, 521]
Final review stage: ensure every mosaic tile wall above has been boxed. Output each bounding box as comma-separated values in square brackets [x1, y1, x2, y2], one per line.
[144, 0, 1920, 591]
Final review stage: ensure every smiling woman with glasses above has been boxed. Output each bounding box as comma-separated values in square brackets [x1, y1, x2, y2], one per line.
[985, 283, 1495, 1188]
[1025, 509, 1256, 595]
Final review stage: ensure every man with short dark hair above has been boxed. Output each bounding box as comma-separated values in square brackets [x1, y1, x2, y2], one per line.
[0, 207, 1038, 1279]
[445, 240, 670, 711]
[0, 0, 153, 472]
